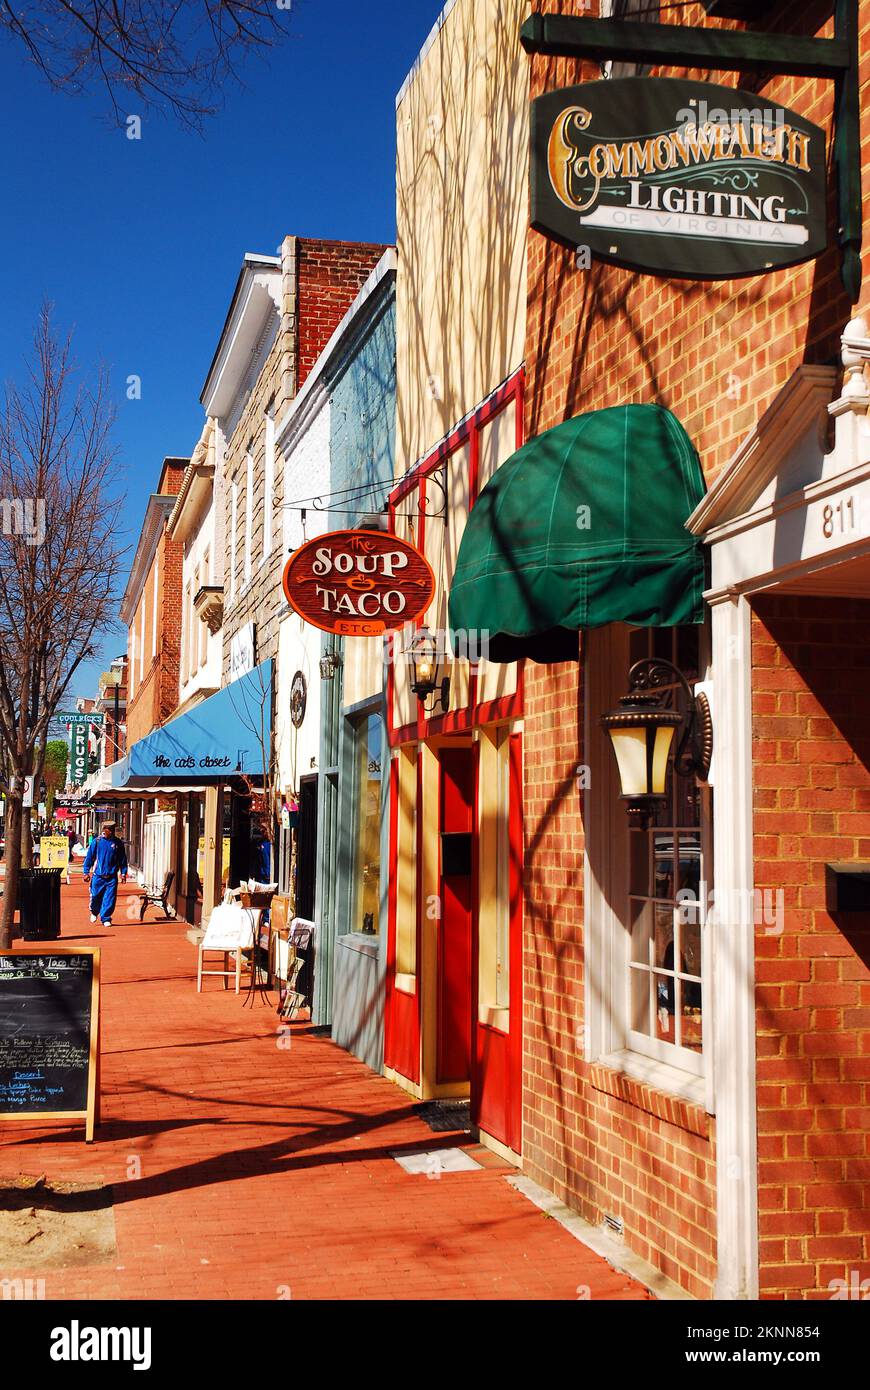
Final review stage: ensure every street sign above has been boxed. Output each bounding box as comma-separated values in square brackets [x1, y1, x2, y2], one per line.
[22, 775, 34, 809]
[70, 724, 88, 785]
[530, 78, 827, 280]
[282, 529, 435, 636]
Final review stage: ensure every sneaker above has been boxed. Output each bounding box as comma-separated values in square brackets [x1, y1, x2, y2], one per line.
[102, 920, 112, 928]
[90, 913, 97, 923]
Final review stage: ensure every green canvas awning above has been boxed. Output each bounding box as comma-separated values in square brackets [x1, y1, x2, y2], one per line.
[448, 404, 707, 663]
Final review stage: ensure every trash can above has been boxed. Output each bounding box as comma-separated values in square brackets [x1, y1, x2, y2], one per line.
[17, 867, 62, 940]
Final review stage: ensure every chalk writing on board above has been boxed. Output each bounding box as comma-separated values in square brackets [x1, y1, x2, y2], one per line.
[0, 952, 96, 1117]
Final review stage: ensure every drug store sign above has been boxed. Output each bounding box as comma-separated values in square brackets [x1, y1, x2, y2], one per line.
[531, 77, 826, 280]
[282, 530, 435, 636]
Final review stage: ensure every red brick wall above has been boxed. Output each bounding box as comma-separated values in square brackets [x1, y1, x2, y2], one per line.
[752, 595, 870, 1299]
[523, 651, 717, 1297]
[125, 525, 183, 745]
[523, 0, 870, 1297]
[157, 458, 187, 498]
[296, 239, 386, 390]
[156, 527, 182, 723]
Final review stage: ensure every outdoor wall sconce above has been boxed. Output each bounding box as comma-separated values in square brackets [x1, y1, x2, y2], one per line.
[601, 658, 712, 829]
[319, 649, 341, 681]
[409, 629, 450, 713]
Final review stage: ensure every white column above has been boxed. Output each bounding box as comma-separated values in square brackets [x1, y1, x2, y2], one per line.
[710, 591, 759, 1300]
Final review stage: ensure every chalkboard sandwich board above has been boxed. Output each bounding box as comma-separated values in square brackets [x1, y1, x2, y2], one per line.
[0, 947, 100, 1142]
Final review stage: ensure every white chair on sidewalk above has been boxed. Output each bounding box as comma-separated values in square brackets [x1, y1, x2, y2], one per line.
[196, 903, 259, 994]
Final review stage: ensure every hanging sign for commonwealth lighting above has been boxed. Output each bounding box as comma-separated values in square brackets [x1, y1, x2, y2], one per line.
[531, 78, 827, 280]
[282, 530, 435, 637]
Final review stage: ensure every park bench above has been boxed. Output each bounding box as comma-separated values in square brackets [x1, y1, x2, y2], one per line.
[139, 870, 176, 921]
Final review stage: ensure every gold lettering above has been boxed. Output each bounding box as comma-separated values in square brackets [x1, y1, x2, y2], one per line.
[626, 138, 655, 177]
[682, 123, 717, 164]
[547, 107, 599, 212]
[789, 129, 811, 172]
[588, 143, 611, 179]
[605, 141, 631, 178]
[653, 134, 674, 171]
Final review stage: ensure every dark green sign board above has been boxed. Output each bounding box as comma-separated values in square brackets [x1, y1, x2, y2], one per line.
[531, 78, 827, 280]
[70, 722, 88, 785]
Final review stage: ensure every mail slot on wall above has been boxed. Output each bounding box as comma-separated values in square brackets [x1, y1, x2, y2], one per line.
[441, 832, 472, 877]
[825, 863, 870, 913]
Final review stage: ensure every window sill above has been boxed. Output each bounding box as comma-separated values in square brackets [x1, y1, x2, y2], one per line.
[478, 1006, 509, 1032]
[591, 1050, 710, 1136]
[337, 933, 380, 958]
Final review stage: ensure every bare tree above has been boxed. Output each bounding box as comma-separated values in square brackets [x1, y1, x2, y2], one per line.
[230, 662, 279, 863]
[0, 304, 125, 947]
[0, 0, 292, 128]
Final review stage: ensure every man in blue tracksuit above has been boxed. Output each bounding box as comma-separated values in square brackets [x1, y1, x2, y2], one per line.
[83, 821, 128, 927]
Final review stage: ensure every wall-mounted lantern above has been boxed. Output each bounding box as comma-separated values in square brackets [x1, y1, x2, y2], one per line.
[319, 649, 341, 682]
[601, 657, 712, 829]
[409, 629, 450, 714]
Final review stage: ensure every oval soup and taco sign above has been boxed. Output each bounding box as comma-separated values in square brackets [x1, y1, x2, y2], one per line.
[282, 530, 435, 636]
[531, 78, 827, 279]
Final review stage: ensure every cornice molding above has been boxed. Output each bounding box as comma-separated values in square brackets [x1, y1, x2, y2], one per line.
[119, 495, 177, 625]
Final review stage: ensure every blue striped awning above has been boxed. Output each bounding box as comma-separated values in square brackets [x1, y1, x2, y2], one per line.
[111, 661, 273, 788]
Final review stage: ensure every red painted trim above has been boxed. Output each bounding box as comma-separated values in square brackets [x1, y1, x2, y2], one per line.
[387, 369, 524, 504]
[384, 756, 400, 1070]
[470, 736, 481, 1122]
[508, 730, 524, 1155]
[472, 693, 523, 728]
[386, 499, 397, 748]
[415, 475, 428, 745]
[390, 692, 522, 746]
[384, 746, 422, 1086]
[467, 424, 481, 713]
[387, 368, 527, 740]
[413, 746, 424, 1077]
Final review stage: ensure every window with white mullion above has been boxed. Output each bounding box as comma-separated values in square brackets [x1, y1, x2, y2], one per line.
[263, 408, 275, 561]
[624, 625, 707, 1076]
[229, 480, 238, 603]
[244, 450, 253, 586]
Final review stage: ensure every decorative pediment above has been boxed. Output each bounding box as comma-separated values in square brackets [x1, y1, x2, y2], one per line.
[688, 317, 870, 597]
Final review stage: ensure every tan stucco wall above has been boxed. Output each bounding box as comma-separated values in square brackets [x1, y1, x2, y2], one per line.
[395, 0, 530, 473]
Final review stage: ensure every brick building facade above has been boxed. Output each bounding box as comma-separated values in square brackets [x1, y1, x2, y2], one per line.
[201, 237, 385, 688]
[122, 457, 186, 749]
[519, 0, 870, 1300]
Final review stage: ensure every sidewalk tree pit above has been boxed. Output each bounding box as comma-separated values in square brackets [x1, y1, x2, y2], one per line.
[282, 529, 435, 636]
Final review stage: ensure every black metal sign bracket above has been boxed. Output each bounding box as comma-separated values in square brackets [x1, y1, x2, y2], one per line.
[520, 2, 861, 300]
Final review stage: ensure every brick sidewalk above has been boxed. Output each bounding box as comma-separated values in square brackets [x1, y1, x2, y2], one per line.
[0, 876, 650, 1301]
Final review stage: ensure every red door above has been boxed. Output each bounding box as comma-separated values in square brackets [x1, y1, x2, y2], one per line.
[472, 733, 523, 1155]
[437, 747, 474, 1085]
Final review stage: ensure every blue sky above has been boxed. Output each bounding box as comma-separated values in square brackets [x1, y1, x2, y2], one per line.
[0, 0, 439, 702]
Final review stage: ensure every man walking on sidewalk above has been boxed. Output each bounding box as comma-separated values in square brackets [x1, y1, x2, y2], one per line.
[83, 821, 128, 928]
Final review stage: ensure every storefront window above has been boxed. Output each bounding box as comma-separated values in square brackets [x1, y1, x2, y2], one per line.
[626, 626, 707, 1072]
[354, 714, 382, 934]
[395, 746, 417, 975]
